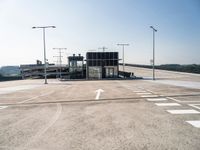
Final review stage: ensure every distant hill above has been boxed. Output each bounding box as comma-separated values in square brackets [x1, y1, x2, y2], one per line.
[121, 63, 200, 74]
[0, 66, 21, 81]
[0, 66, 21, 77]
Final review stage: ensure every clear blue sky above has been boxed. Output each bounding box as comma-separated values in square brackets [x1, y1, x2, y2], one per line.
[0, 0, 200, 66]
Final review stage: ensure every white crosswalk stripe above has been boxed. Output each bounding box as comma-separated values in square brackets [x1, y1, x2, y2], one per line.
[0, 106, 8, 110]
[137, 93, 152, 95]
[167, 109, 200, 114]
[141, 95, 158, 98]
[147, 98, 167, 101]
[186, 121, 200, 128]
[155, 103, 181, 106]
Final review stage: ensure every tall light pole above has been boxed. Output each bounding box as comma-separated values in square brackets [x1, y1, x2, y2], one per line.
[53, 48, 67, 79]
[32, 26, 56, 84]
[150, 26, 157, 80]
[117, 43, 129, 78]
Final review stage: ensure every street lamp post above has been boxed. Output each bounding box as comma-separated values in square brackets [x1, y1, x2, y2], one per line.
[117, 43, 129, 78]
[98, 46, 108, 52]
[150, 26, 157, 80]
[32, 26, 56, 84]
[53, 48, 67, 79]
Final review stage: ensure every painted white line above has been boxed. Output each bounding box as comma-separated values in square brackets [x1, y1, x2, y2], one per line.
[133, 90, 147, 93]
[17, 91, 53, 104]
[167, 97, 200, 103]
[137, 93, 152, 95]
[0, 97, 25, 99]
[141, 95, 158, 98]
[0, 85, 41, 95]
[25, 103, 62, 147]
[167, 109, 200, 114]
[145, 89, 154, 93]
[188, 104, 200, 110]
[147, 98, 167, 101]
[155, 103, 181, 106]
[186, 121, 200, 128]
[178, 101, 200, 103]
[95, 89, 104, 100]
[166, 97, 181, 102]
[0, 106, 8, 110]
[149, 80, 200, 89]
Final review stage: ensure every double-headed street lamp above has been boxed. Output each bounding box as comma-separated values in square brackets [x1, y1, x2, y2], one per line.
[32, 26, 56, 84]
[53, 48, 67, 79]
[117, 43, 129, 78]
[150, 26, 157, 80]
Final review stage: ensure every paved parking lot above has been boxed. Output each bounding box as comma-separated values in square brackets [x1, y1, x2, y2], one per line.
[0, 67, 200, 150]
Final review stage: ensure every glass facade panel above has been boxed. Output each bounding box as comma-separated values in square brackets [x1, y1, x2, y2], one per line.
[110, 52, 113, 59]
[114, 60, 118, 66]
[110, 60, 113, 66]
[97, 60, 101, 66]
[86, 52, 119, 67]
[97, 53, 101, 59]
[114, 52, 118, 59]
[105, 53, 109, 59]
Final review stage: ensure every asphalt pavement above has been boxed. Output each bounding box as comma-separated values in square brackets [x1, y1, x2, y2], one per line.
[0, 67, 200, 150]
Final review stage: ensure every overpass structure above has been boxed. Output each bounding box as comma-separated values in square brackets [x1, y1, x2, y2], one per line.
[20, 64, 69, 79]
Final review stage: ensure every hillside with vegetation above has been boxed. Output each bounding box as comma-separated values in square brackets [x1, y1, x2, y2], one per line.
[123, 64, 200, 74]
[0, 66, 21, 81]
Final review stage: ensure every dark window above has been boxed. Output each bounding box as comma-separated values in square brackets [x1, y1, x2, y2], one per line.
[88, 60, 92, 66]
[97, 53, 101, 59]
[114, 60, 118, 66]
[114, 52, 118, 59]
[106, 53, 109, 59]
[97, 60, 101, 66]
[88, 53, 92, 59]
[87, 52, 118, 66]
[102, 60, 105, 66]
[94, 60, 97, 66]
[110, 52, 113, 59]
[110, 60, 114, 66]
[91, 53, 95, 59]
[102, 53, 105, 60]
[105, 60, 108, 66]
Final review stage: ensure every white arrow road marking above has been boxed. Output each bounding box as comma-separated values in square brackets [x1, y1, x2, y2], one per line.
[95, 89, 104, 100]
[0, 106, 8, 110]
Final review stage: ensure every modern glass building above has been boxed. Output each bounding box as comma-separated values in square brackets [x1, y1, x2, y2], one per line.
[86, 52, 119, 79]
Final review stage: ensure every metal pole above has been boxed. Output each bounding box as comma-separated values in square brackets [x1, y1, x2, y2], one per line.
[53, 48, 67, 79]
[98, 46, 107, 52]
[153, 29, 155, 80]
[32, 26, 56, 84]
[150, 26, 157, 80]
[117, 43, 129, 78]
[59, 49, 62, 78]
[123, 45, 125, 73]
[43, 28, 47, 84]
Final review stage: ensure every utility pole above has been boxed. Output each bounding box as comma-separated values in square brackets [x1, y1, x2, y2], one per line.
[98, 46, 108, 52]
[117, 43, 129, 78]
[53, 48, 67, 79]
[53, 60, 59, 78]
[150, 26, 157, 80]
[53, 55, 63, 78]
[32, 26, 56, 84]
